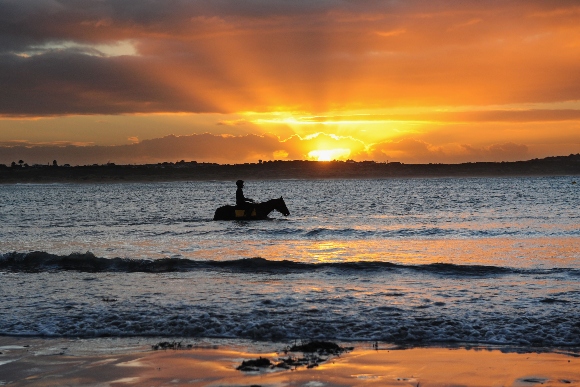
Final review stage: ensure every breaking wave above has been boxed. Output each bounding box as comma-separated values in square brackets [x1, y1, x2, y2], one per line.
[1, 251, 577, 277]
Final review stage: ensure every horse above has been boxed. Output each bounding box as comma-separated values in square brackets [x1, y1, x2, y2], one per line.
[213, 197, 290, 220]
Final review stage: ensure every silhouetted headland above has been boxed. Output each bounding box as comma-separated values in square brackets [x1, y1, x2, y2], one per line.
[1, 154, 579, 183]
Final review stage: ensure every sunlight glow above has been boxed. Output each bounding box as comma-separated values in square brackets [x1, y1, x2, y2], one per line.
[308, 148, 351, 161]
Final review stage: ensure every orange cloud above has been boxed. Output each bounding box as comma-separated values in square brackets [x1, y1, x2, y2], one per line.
[2, 0, 580, 116]
[376, 28, 407, 37]
[364, 139, 530, 164]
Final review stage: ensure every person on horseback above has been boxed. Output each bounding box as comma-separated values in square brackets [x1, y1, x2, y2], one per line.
[236, 180, 254, 218]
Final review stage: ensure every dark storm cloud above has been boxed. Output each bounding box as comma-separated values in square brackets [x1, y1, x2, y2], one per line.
[0, 50, 218, 115]
[3, 0, 579, 47]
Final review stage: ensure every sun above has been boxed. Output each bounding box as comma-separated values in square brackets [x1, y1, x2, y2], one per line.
[308, 148, 351, 161]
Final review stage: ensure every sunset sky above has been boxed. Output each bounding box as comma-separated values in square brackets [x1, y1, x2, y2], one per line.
[1, 0, 580, 165]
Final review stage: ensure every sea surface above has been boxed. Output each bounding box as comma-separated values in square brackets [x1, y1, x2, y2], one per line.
[1, 177, 579, 351]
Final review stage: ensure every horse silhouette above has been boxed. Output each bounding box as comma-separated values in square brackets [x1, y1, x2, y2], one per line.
[213, 197, 290, 220]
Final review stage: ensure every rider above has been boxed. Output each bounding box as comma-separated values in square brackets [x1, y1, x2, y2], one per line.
[236, 180, 254, 218]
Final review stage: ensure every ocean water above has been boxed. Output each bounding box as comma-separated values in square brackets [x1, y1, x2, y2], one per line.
[0, 177, 579, 350]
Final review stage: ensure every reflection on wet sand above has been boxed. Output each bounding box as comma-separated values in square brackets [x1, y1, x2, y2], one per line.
[1, 337, 578, 386]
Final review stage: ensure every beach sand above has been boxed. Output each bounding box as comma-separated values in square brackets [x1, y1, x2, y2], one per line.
[1, 337, 578, 386]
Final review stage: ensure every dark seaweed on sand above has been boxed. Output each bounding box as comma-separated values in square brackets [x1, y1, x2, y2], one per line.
[288, 340, 353, 355]
[151, 341, 193, 350]
[236, 340, 353, 372]
[236, 357, 272, 371]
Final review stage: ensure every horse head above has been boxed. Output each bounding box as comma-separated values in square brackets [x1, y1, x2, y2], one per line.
[276, 196, 290, 216]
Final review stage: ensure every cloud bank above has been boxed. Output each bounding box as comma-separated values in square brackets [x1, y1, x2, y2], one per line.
[0, 133, 532, 166]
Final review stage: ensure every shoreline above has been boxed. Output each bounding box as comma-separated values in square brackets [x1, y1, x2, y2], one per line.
[1, 337, 578, 386]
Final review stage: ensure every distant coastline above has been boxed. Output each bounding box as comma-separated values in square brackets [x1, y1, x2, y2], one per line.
[1, 154, 579, 183]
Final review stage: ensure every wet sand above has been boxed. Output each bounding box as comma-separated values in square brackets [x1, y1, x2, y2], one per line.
[1, 337, 578, 386]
